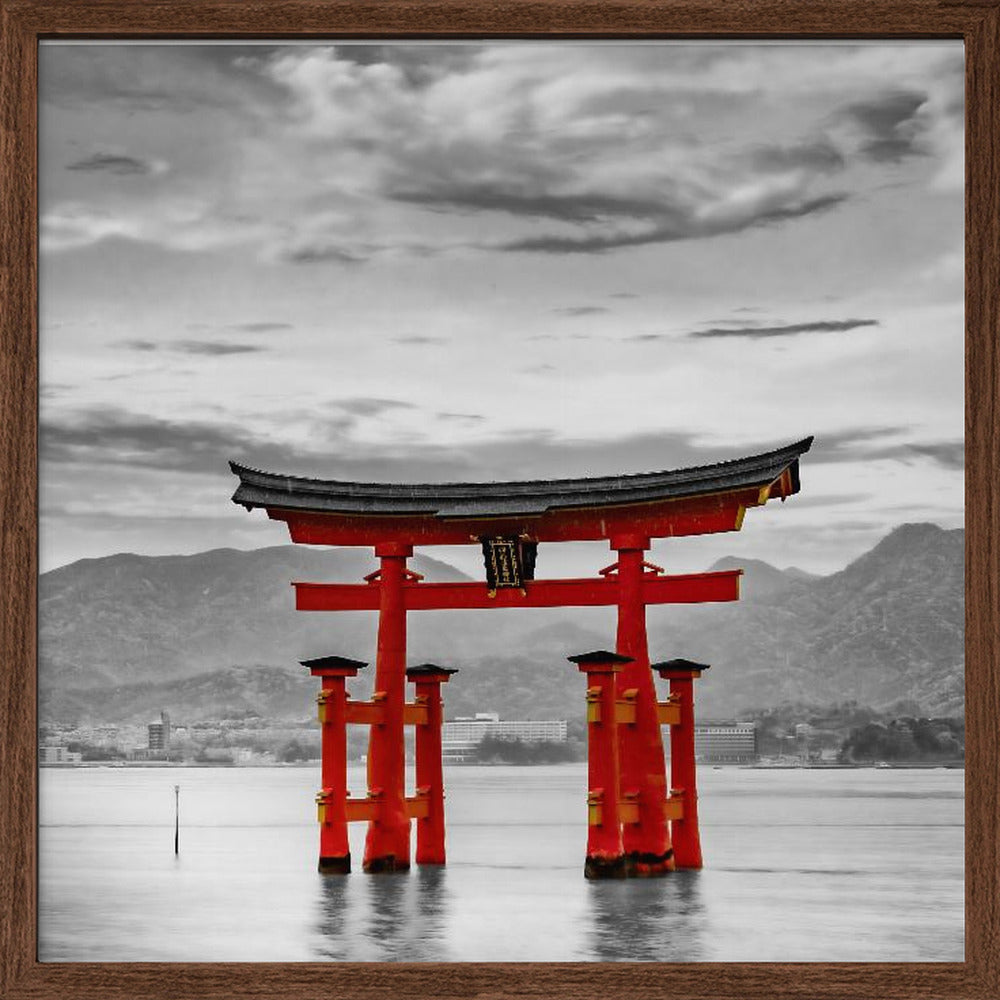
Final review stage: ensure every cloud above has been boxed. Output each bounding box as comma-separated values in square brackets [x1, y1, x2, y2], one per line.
[839, 91, 929, 162]
[40, 504, 238, 526]
[906, 441, 964, 471]
[41, 406, 358, 478]
[689, 318, 879, 340]
[40, 383, 76, 400]
[806, 428, 964, 471]
[40, 44, 290, 114]
[41, 44, 961, 263]
[807, 427, 908, 464]
[492, 194, 848, 255]
[554, 306, 608, 317]
[436, 412, 485, 422]
[40, 198, 276, 254]
[225, 322, 294, 334]
[332, 398, 416, 418]
[280, 244, 365, 265]
[66, 152, 166, 176]
[749, 140, 845, 173]
[392, 186, 669, 223]
[173, 341, 266, 356]
[777, 492, 876, 510]
[117, 338, 266, 356]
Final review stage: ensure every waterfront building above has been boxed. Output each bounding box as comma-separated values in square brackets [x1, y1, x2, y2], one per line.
[442, 712, 568, 761]
[147, 711, 171, 750]
[693, 722, 758, 763]
[38, 746, 82, 765]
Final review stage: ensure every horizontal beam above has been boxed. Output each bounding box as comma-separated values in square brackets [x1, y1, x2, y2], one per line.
[342, 794, 430, 823]
[343, 701, 430, 726]
[294, 569, 741, 613]
[588, 793, 685, 827]
[657, 701, 681, 727]
[272, 489, 763, 547]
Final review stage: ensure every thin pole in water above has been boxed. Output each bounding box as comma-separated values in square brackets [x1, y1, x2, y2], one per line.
[174, 784, 180, 855]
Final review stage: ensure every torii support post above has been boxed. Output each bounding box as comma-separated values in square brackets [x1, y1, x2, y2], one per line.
[654, 658, 709, 869]
[364, 542, 413, 874]
[609, 534, 674, 877]
[301, 654, 368, 874]
[569, 651, 632, 879]
[364, 542, 414, 873]
[406, 663, 458, 865]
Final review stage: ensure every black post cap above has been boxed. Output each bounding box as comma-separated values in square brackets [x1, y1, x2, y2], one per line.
[300, 654, 369, 671]
[651, 658, 711, 672]
[406, 663, 459, 677]
[567, 650, 635, 665]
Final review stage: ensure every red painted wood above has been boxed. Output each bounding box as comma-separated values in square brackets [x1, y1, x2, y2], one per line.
[664, 673, 703, 869]
[362, 551, 412, 872]
[344, 702, 382, 726]
[576, 658, 625, 877]
[270, 491, 757, 547]
[318, 675, 350, 869]
[293, 569, 742, 612]
[344, 796, 431, 824]
[412, 677, 451, 865]
[614, 545, 674, 875]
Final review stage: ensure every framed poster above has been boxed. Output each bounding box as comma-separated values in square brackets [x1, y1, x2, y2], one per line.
[1, 2, 995, 999]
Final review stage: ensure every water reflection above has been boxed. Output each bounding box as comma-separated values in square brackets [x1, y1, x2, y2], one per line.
[313, 875, 354, 961]
[413, 867, 449, 960]
[586, 870, 707, 961]
[313, 866, 451, 961]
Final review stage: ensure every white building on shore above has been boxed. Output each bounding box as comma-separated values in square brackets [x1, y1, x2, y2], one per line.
[442, 712, 568, 761]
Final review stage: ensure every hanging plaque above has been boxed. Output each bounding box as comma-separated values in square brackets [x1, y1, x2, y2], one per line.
[482, 537, 522, 592]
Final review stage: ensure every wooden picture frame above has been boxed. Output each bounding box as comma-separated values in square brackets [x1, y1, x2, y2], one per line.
[1, 2, 994, 997]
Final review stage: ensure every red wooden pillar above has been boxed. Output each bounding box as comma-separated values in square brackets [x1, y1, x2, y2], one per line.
[406, 663, 458, 865]
[569, 650, 632, 879]
[301, 654, 367, 874]
[609, 534, 674, 876]
[363, 542, 413, 873]
[654, 658, 709, 869]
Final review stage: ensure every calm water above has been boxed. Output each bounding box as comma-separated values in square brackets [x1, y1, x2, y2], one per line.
[39, 764, 963, 962]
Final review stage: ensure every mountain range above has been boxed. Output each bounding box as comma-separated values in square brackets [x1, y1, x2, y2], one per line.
[39, 522, 964, 725]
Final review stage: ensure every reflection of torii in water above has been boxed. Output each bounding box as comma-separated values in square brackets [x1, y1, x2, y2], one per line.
[230, 435, 812, 878]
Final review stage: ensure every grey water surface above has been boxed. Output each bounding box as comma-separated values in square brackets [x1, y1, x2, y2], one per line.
[39, 764, 963, 962]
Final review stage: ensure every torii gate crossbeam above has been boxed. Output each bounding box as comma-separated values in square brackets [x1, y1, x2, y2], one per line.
[293, 568, 741, 611]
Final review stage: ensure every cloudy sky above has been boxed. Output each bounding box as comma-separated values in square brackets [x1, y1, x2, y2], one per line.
[39, 41, 964, 578]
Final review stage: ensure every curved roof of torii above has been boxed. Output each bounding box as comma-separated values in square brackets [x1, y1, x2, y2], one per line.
[230, 436, 813, 520]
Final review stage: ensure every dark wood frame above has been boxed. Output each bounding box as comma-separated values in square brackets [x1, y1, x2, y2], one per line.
[1, 2, 995, 997]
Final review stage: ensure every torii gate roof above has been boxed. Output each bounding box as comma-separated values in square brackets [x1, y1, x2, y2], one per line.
[230, 436, 813, 520]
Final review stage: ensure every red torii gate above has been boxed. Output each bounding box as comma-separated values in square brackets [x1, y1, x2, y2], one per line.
[230, 436, 811, 877]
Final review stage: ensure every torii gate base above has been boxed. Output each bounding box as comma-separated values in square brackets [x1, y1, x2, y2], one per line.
[570, 651, 706, 878]
[305, 653, 456, 874]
